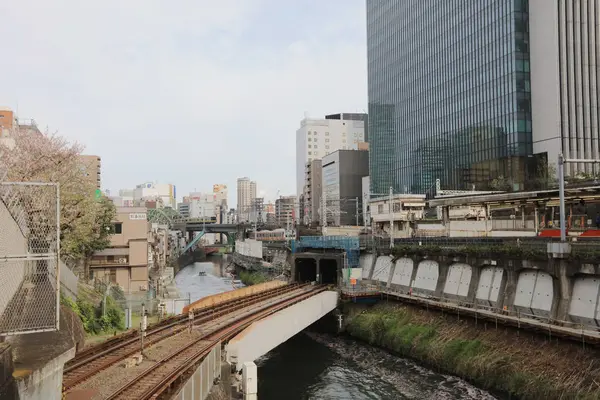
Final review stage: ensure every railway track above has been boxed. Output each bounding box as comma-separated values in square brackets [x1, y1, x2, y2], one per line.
[104, 285, 329, 400]
[63, 283, 308, 392]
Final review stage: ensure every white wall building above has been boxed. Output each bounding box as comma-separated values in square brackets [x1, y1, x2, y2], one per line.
[296, 113, 366, 201]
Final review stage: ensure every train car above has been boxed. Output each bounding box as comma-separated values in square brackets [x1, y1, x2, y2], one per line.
[251, 229, 287, 241]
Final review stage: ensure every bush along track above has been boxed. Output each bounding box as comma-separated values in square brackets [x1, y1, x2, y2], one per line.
[61, 294, 125, 335]
[344, 303, 600, 400]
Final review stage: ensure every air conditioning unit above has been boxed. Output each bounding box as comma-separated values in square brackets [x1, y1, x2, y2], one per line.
[118, 258, 127, 264]
[139, 285, 147, 291]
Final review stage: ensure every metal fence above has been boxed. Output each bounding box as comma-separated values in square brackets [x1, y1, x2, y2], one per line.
[0, 182, 60, 335]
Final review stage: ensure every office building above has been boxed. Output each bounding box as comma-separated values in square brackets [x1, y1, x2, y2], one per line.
[78, 155, 101, 189]
[275, 196, 296, 227]
[530, 0, 600, 175]
[178, 202, 190, 218]
[303, 159, 322, 225]
[90, 207, 150, 293]
[367, 1, 600, 195]
[322, 150, 369, 226]
[296, 113, 366, 198]
[237, 177, 256, 222]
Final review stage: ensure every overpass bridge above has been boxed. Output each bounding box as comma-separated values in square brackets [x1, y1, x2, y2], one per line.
[62, 282, 338, 400]
[172, 220, 251, 254]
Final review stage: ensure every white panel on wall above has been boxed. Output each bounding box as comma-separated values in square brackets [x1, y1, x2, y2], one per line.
[360, 254, 374, 279]
[530, 271, 553, 313]
[569, 276, 600, 322]
[514, 270, 554, 316]
[372, 256, 393, 283]
[443, 263, 472, 298]
[476, 267, 504, 304]
[514, 270, 537, 310]
[391, 258, 413, 287]
[413, 260, 439, 292]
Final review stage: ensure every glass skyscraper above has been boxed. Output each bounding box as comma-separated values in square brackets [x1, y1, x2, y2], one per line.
[367, 0, 533, 195]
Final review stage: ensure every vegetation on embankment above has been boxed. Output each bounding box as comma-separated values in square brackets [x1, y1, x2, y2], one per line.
[344, 303, 600, 400]
[239, 270, 269, 286]
[61, 283, 126, 335]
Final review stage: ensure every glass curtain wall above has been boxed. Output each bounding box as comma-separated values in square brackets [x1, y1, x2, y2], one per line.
[367, 0, 532, 195]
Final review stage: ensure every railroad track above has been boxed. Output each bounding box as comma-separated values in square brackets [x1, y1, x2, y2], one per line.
[104, 285, 329, 400]
[63, 283, 308, 392]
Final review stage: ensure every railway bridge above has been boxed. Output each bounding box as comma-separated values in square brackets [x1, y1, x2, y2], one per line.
[62, 282, 338, 400]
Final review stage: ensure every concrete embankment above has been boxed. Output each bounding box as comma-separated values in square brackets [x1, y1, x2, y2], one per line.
[343, 302, 600, 400]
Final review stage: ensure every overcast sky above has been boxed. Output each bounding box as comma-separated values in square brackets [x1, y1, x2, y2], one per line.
[0, 1, 367, 205]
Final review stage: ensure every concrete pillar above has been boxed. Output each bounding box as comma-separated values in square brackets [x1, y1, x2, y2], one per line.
[442, 206, 450, 236]
[467, 262, 481, 303]
[434, 260, 449, 298]
[555, 259, 572, 321]
[242, 362, 257, 400]
[501, 267, 519, 311]
[386, 258, 397, 288]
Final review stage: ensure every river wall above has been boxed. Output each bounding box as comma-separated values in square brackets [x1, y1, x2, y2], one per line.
[343, 302, 600, 400]
[358, 251, 600, 328]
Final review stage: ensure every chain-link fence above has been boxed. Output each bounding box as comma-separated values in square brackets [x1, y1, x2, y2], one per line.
[0, 182, 60, 335]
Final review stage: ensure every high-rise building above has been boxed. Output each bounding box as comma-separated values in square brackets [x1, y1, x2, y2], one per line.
[78, 155, 101, 189]
[296, 113, 366, 198]
[367, 1, 600, 194]
[236, 177, 256, 222]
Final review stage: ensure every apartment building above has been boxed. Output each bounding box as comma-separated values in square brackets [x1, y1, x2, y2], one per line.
[90, 207, 150, 293]
[78, 155, 101, 189]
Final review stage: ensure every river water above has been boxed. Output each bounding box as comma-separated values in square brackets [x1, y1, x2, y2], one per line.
[175, 259, 499, 400]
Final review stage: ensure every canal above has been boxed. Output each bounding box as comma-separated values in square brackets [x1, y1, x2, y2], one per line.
[175, 258, 499, 400]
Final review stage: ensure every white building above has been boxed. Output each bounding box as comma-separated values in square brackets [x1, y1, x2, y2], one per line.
[237, 177, 256, 222]
[295, 113, 367, 200]
[188, 194, 217, 219]
[131, 182, 176, 209]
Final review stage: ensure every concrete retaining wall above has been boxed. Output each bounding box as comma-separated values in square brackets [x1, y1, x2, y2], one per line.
[235, 239, 263, 259]
[183, 281, 286, 313]
[360, 253, 600, 328]
[173, 342, 221, 400]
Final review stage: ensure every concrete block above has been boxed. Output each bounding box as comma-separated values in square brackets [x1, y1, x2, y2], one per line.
[547, 242, 571, 258]
[122, 358, 137, 368]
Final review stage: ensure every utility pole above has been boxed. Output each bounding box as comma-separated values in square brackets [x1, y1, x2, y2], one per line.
[389, 186, 394, 249]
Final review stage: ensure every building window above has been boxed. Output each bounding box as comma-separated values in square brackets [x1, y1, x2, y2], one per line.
[314, 145, 318, 149]
[325, 138, 330, 142]
[378, 204, 384, 213]
[308, 145, 312, 148]
[113, 223, 123, 234]
[325, 145, 329, 149]
[308, 138, 312, 142]
[308, 131, 311, 135]
[325, 132, 330, 136]
[308, 151, 312, 155]
[342, 139, 346, 143]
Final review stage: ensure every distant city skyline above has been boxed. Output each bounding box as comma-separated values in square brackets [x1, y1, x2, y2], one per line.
[0, 1, 367, 206]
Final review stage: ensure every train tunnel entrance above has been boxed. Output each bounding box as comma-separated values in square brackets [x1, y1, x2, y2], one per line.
[320, 259, 338, 284]
[295, 258, 317, 282]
